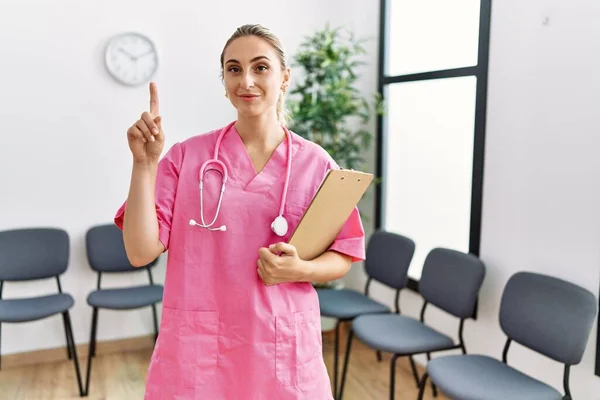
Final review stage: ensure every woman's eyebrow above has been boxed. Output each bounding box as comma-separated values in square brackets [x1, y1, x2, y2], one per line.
[225, 56, 271, 65]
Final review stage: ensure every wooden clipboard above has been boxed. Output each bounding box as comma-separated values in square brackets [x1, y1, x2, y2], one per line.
[288, 169, 374, 261]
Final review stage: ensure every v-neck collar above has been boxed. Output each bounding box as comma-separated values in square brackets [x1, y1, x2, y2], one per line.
[220, 123, 301, 193]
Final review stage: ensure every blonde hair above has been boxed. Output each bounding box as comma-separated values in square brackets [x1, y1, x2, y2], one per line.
[220, 24, 291, 126]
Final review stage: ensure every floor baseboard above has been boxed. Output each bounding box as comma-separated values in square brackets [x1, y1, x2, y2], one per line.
[1, 334, 156, 369]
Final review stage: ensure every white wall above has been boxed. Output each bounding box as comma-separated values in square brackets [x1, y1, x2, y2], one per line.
[344, 0, 600, 398]
[0, 0, 378, 356]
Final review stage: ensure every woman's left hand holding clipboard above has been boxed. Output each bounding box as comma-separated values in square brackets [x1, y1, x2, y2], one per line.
[256, 243, 311, 286]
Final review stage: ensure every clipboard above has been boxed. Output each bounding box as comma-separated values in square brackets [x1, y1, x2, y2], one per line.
[288, 169, 374, 261]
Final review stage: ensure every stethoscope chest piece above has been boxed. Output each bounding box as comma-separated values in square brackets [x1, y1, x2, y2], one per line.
[271, 215, 288, 237]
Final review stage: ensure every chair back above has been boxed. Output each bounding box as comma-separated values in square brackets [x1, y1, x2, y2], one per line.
[499, 271, 597, 365]
[419, 248, 485, 318]
[86, 224, 158, 273]
[0, 228, 69, 281]
[364, 230, 415, 289]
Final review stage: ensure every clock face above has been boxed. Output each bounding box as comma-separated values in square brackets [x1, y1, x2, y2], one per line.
[105, 32, 158, 86]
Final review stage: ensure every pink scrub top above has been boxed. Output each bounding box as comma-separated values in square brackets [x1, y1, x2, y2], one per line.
[115, 122, 366, 399]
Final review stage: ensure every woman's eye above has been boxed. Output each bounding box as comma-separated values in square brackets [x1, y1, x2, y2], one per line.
[256, 65, 268, 72]
[228, 67, 240, 73]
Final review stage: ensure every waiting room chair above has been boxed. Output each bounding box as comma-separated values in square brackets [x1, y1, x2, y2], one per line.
[317, 230, 416, 398]
[418, 271, 598, 400]
[83, 223, 163, 396]
[0, 227, 84, 397]
[338, 247, 486, 400]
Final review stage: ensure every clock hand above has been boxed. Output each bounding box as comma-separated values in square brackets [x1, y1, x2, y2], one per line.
[134, 49, 155, 59]
[117, 47, 135, 61]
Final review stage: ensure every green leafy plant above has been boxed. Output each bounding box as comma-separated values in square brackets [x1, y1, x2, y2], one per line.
[288, 24, 384, 171]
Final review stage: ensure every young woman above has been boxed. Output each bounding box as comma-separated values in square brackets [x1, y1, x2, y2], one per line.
[116, 24, 366, 399]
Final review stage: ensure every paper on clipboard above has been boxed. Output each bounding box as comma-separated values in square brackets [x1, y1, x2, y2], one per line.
[288, 169, 374, 261]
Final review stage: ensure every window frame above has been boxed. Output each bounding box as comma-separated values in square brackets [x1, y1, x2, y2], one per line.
[374, 0, 492, 293]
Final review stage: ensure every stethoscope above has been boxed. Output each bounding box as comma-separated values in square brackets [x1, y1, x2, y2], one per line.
[189, 121, 292, 237]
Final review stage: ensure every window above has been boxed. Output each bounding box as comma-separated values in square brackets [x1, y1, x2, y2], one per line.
[376, 0, 491, 284]
[386, 0, 481, 76]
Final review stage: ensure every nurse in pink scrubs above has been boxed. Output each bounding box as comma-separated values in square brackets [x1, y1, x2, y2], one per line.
[115, 24, 366, 399]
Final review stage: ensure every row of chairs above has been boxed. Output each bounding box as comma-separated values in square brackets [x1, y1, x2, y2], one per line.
[0, 224, 163, 397]
[2, 226, 597, 398]
[317, 230, 598, 400]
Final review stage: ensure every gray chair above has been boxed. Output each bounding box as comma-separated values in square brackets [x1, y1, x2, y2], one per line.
[83, 224, 163, 396]
[317, 230, 416, 398]
[338, 247, 486, 400]
[0, 228, 84, 397]
[418, 271, 598, 400]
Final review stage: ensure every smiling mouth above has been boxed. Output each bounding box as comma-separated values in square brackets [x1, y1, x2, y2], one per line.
[239, 94, 260, 102]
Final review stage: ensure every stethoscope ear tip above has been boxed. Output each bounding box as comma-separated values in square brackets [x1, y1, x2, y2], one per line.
[189, 219, 226, 231]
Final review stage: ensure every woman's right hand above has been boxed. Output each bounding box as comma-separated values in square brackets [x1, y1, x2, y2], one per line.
[127, 82, 165, 165]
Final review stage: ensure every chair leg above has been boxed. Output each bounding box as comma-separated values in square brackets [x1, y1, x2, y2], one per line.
[390, 354, 401, 400]
[62, 313, 73, 359]
[85, 308, 99, 396]
[332, 320, 341, 398]
[90, 308, 98, 358]
[337, 328, 354, 400]
[408, 356, 420, 388]
[151, 304, 159, 343]
[417, 372, 429, 400]
[63, 312, 84, 397]
[376, 350, 382, 362]
[426, 352, 438, 397]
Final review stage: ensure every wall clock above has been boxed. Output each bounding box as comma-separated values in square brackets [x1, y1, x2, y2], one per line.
[105, 32, 158, 86]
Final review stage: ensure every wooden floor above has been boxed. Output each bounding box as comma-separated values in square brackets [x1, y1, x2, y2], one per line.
[0, 332, 446, 400]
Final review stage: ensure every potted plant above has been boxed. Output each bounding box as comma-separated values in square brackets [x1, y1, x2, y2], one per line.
[288, 24, 383, 171]
[287, 24, 383, 293]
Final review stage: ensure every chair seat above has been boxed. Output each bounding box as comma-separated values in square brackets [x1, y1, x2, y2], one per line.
[87, 285, 163, 310]
[317, 288, 390, 319]
[0, 293, 74, 322]
[352, 314, 454, 354]
[427, 355, 563, 400]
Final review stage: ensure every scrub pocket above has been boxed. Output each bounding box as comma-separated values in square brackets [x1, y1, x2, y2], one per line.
[150, 307, 220, 388]
[275, 308, 323, 387]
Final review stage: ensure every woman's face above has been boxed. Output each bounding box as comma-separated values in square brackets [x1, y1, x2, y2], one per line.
[222, 36, 289, 119]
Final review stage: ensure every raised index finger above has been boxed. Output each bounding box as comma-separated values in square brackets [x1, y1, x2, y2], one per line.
[149, 82, 159, 116]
